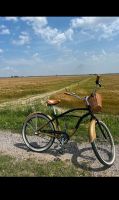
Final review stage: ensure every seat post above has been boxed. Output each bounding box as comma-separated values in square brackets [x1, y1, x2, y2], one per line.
[47, 99, 60, 116]
[48, 105, 57, 116]
[51, 106, 56, 115]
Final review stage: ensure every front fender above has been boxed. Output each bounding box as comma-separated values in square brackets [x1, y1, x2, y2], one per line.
[89, 119, 96, 143]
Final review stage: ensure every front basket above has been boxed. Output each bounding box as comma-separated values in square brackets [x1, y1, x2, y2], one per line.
[88, 93, 102, 113]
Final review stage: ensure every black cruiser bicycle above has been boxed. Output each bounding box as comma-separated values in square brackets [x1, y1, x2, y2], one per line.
[22, 75, 115, 167]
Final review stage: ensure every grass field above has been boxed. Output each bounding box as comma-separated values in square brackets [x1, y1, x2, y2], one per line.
[0, 76, 87, 103]
[51, 74, 119, 115]
[0, 74, 119, 142]
[0, 74, 119, 176]
[1, 74, 119, 115]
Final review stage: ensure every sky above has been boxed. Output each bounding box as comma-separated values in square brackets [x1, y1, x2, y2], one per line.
[0, 16, 119, 77]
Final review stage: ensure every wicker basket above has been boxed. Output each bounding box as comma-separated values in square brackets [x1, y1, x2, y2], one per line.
[88, 93, 102, 113]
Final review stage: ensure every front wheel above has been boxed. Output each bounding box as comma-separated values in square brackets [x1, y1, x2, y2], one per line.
[22, 113, 55, 152]
[91, 120, 115, 167]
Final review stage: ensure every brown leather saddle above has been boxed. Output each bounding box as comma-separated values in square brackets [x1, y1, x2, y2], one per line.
[47, 99, 61, 106]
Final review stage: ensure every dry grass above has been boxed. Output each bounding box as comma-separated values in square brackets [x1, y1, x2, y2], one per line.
[51, 74, 119, 115]
[0, 76, 87, 103]
[0, 74, 119, 115]
[0, 74, 119, 141]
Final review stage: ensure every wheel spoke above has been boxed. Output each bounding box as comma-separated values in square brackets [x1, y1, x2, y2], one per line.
[22, 113, 55, 152]
[35, 115, 38, 131]
[27, 121, 36, 132]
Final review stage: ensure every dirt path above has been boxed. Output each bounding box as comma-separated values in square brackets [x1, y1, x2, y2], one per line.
[0, 131, 118, 177]
[0, 77, 91, 108]
[0, 88, 65, 108]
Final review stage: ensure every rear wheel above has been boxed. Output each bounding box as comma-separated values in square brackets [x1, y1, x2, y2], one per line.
[91, 120, 115, 167]
[22, 113, 55, 152]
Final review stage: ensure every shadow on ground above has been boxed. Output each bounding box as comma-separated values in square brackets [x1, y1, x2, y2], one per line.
[14, 143, 31, 152]
[14, 141, 110, 172]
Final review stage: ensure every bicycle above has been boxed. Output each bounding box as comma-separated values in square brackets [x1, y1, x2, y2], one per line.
[22, 75, 115, 167]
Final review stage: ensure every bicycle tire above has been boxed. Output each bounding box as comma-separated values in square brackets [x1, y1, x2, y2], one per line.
[22, 112, 55, 152]
[91, 120, 115, 167]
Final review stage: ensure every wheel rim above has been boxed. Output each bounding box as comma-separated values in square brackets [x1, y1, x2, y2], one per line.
[94, 121, 115, 164]
[24, 114, 54, 150]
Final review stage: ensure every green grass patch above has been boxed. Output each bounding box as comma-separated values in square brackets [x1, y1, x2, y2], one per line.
[0, 102, 119, 144]
[0, 154, 91, 176]
[0, 102, 49, 132]
[100, 114, 119, 144]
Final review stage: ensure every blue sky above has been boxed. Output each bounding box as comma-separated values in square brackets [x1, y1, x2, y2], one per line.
[0, 16, 119, 77]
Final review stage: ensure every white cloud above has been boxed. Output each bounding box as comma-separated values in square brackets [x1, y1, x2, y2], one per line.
[21, 17, 73, 46]
[84, 51, 88, 56]
[37, 26, 66, 46]
[0, 25, 10, 35]
[4, 66, 13, 70]
[12, 32, 30, 45]
[71, 17, 97, 28]
[0, 66, 18, 76]
[21, 17, 119, 45]
[71, 17, 119, 40]
[102, 49, 106, 55]
[32, 53, 39, 58]
[91, 54, 99, 61]
[71, 17, 118, 29]
[2, 56, 43, 67]
[21, 17, 47, 28]
[32, 53, 43, 64]
[2, 58, 32, 67]
[0, 48, 3, 53]
[5, 17, 18, 21]
[98, 18, 119, 40]
[64, 28, 74, 40]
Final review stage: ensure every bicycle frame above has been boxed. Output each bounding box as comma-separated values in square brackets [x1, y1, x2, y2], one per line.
[22, 75, 116, 167]
[45, 105, 99, 142]
[37, 75, 102, 142]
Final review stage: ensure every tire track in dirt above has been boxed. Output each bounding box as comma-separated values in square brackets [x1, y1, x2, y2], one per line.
[0, 77, 91, 108]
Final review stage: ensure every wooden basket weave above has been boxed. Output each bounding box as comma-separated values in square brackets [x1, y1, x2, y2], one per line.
[88, 93, 102, 113]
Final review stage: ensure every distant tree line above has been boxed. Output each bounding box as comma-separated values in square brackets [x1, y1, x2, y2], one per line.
[11, 76, 24, 78]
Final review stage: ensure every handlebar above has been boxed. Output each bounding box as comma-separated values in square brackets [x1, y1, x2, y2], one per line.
[64, 91, 86, 100]
[64, 75, 102, 103]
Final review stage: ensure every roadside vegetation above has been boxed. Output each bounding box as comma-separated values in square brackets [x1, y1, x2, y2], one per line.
[0, 74, 119, 143]
[0, 74, 119, 176]
[0, 154, 91, 176]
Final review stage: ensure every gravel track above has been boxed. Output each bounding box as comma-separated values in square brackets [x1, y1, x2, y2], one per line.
[0, 131, 118, 177]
